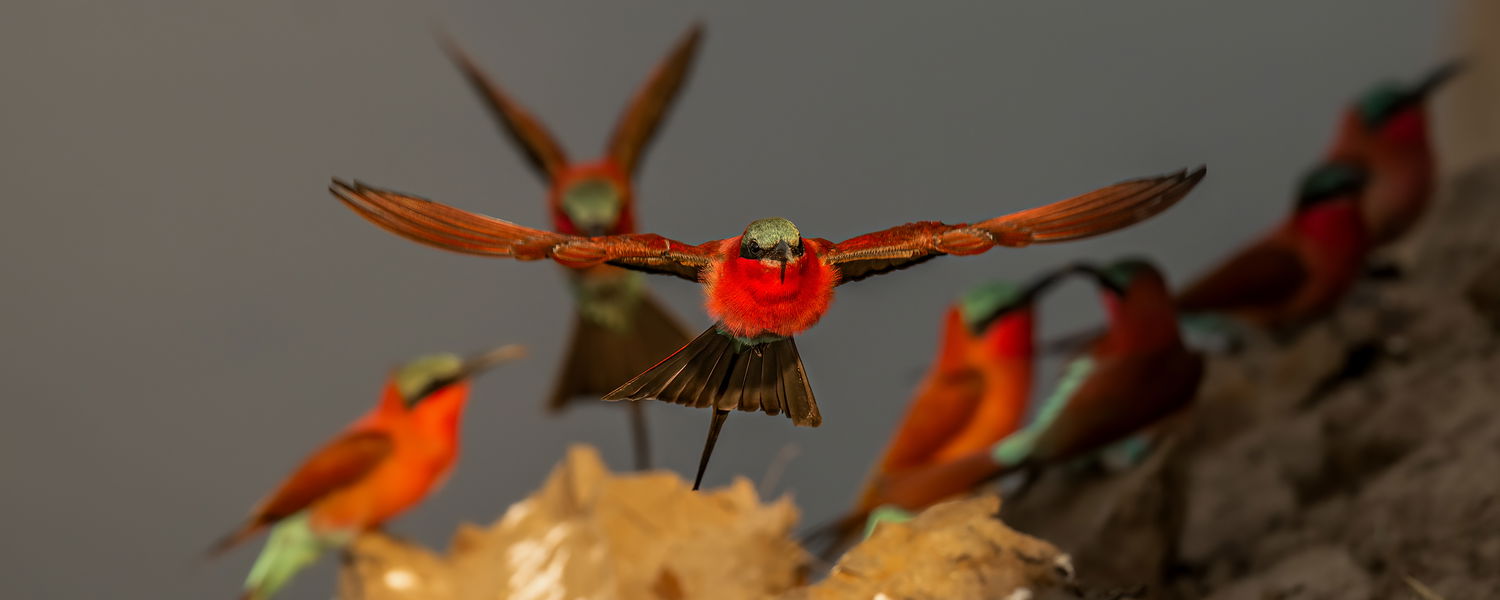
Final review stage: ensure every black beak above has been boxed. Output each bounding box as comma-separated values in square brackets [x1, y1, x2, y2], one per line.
[409, 344, 526, 402]
[1017, 264, 1085, 303]
[1415, 60, 1464, 98]
[773, 240, 792, 283]
[455, 344, 527, 381]
[1078, 265, 1128, 297]
[964, 264, 1085, 333]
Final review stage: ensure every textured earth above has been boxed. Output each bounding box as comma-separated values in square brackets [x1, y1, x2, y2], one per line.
[1000, 161, 1500, 600]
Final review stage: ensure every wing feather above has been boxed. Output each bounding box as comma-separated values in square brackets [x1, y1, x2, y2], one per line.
[331, 179, 714, 281]
[606, 23, 704, 174]
[256, 431, 393, 524]
[438, 34, 570, 180]
[824, 167, 1206, 283]
[1175, 239, 1307, 312]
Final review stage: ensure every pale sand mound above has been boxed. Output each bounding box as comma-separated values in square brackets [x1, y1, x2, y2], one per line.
[338, 445, 1074, 600]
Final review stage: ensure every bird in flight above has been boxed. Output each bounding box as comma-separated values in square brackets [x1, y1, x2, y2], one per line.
[331, 166, 1205, 488]
[437, 24, 704, 470]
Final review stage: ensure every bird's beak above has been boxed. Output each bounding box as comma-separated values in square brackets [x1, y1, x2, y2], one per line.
[407, 344, 526, 403]
[1017, 264, 1084, 304]
[773, 240, 793, 283]
[1074, 264, 1128, 297]
[1415, 60, 1464, 98]
[456, 344, 528, 380]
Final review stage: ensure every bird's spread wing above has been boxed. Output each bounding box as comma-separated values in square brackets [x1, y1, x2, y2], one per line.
[331, 180, 715, 281]
[438, 34, 570, 181]
[607, 23, 703, 175]
[252, 430, 393, 524]
[821, 167, 1206, 284]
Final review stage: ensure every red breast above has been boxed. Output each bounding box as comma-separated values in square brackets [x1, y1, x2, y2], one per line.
[703, 237, 838, 337]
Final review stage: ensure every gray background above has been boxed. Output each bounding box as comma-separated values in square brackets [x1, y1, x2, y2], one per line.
[0, 1, 1450, 597]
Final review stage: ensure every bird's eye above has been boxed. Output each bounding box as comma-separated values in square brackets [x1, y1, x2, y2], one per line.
[749, 240, 761, 252]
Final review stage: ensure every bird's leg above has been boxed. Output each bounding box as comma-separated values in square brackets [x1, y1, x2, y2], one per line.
[627, 401, 652, 471]
[693, 409, 731, 491]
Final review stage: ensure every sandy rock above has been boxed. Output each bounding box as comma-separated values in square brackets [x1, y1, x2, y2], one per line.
[1203, 546, 1370, 600]
[1464, 254, 1500, 329]
[1410, 164, 1500, 287]
[339, 445, 807, 600]
[1178, 450, 1297, 565]
[1346, 411, 1500, 599]
[792, 496, 1074, 600]
[1002, 444, 1176, 597]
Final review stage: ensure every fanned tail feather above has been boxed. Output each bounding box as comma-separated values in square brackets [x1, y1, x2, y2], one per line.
[605, 325, 821, 427]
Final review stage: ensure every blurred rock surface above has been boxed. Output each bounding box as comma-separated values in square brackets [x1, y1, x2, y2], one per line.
[998, 159, 1500, 599]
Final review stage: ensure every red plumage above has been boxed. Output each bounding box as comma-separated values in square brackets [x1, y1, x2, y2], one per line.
[1176, 198, 1368, 328]
[703, 237, 839, 337]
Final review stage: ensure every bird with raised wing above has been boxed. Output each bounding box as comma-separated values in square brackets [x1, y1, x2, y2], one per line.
[330, 167, 1205, 488]
[439, 24, 703, 469]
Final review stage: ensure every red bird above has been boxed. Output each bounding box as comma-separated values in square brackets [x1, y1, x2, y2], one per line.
[439, 24, 704, 469]
[876, 259, 1202, 512]
[330, 167, 1205, 488]
[1176, 162, 1371, 330]
[1321, 62, 1460, 247]
[812, 270, 1071, 554]
[209, 345, 525, 600]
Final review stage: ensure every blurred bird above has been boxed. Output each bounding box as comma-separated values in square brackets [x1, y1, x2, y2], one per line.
[208, 345, 525, 600]
[1322, 61, 1460, 247]
[809, 269, 1076, 555]
[1176, 162, 1371, 331]
[331, 167, 1206, 489]
[439, 24, 704, 469]
[875, 259, 1203, 511]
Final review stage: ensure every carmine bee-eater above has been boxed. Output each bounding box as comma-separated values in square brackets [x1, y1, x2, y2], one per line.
[208, 345, 525, 600]
[1321, 61, 1461, 247]
[875, 259, 1202, 511]
[330, 167, 1205, 489]
[438, 24, 704, 469]
[1176, 161, 1371, 330]
[810, 270, 1074, 555]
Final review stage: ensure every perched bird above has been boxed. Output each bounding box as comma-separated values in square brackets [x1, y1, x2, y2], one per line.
[330, 167, 1206, 488]
[810, 269, 1075, 555]
[1322, 61, 1460, 246]
[208, 345, 525, 600]
[439, 24, 704, 469]
[876, 259, 1203, 511]
[1176, 162, 1371, 330]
